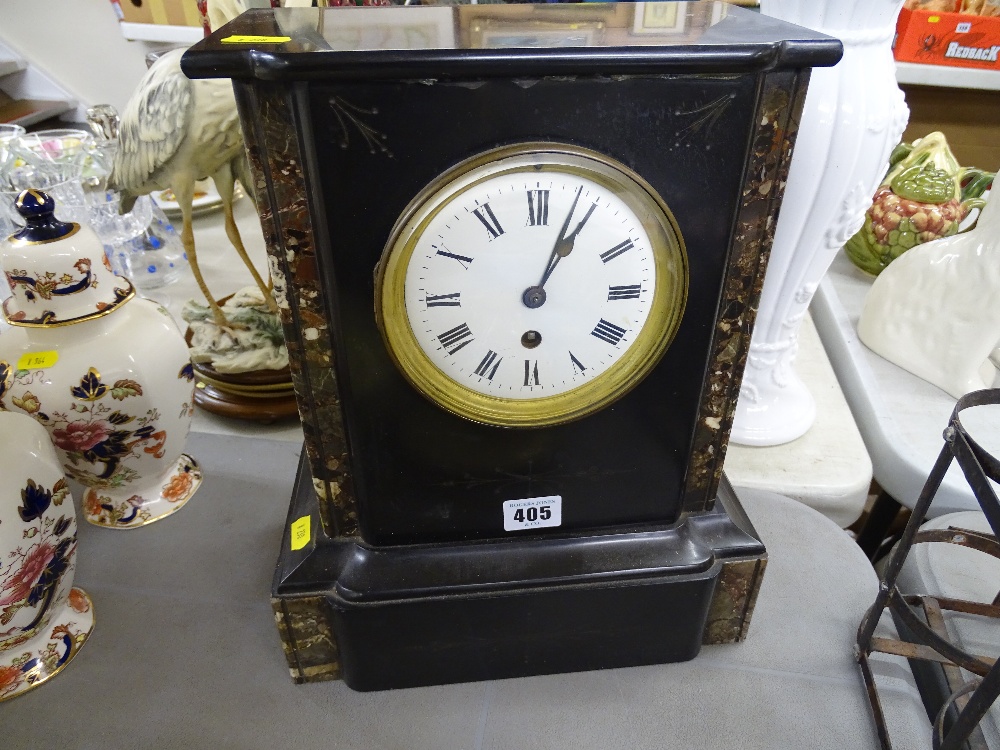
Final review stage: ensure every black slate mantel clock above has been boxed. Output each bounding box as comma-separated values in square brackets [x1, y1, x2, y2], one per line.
[183, 2, 840, 691]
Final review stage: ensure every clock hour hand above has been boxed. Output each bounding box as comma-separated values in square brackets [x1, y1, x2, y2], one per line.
[523, 186, 596, 309]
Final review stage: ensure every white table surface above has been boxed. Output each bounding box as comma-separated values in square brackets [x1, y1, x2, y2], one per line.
[724, 313, 873, 529]
[155, 194, 874, 528]
[812, 252, 1000, 517]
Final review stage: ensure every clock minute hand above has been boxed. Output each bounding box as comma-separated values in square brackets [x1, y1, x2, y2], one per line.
[559, 200, 598, 251]
[523, 186, 595, 309]
[536, 186, 583, 288]
[521, 185, 597, 308]
[537, 197, 598, 289]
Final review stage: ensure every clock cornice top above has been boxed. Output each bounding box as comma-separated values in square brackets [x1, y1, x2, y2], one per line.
[182, 3, 842, 82]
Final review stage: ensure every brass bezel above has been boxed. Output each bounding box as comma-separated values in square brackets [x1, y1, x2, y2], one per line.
[375, 142, 688, 428]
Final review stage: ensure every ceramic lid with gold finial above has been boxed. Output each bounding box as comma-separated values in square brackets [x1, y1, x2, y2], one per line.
[2, 189, 133, 328]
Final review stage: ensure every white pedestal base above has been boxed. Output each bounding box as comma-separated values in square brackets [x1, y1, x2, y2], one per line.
[731, 347, 816, 447]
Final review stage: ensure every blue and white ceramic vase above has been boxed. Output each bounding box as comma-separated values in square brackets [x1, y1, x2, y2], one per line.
[0, 190, 202, 529]
[0, 410, 93, 701]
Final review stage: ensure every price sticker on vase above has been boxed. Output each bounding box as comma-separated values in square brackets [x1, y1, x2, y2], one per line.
[17, 351, 58, 371]
[503, 496, 562, 532]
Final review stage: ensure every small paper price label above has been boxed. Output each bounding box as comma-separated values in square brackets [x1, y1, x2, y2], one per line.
[17, 351, 58, 370]
[221, 35, 291, 44]
[290, 515, 311, 551]
[503, 496, 562, 532]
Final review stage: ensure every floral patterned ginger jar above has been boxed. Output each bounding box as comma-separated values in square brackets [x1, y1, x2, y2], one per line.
[0, 410, 93, 701]
[0, 189, 202, 529]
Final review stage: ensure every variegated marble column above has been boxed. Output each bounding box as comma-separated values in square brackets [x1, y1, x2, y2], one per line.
[730, 0, 910, 446]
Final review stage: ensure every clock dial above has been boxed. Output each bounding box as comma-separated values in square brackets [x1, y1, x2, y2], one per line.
[377, 144, 687, 427]
[409, 175, 654, 397]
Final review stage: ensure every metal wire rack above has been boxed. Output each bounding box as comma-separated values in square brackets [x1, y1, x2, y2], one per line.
[858, 388, 1000, 750]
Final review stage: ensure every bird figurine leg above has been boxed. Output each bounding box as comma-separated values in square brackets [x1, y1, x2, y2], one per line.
[176, 180, 229, 328]
[213, 164, 278, 314]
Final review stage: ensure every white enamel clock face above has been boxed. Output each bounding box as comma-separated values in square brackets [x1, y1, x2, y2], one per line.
[377, 144, 688, 427]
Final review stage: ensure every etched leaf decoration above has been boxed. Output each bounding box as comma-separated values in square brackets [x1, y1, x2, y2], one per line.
[111, 379, 143, 400]
[71, 368, 107, 402]
[107, 410, 135, 425]
[12, 391, 40, 414]
[51, 478, 69, 506]
[23, 527, 39, 539]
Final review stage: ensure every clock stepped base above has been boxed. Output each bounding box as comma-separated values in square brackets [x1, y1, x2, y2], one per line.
[273, 453, 766, 691]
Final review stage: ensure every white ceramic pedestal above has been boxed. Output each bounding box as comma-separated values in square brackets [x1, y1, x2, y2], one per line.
[731, 0, 909, 447]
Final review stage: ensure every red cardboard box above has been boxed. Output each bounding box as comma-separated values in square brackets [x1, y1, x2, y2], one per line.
[895, 7, 1000, 68]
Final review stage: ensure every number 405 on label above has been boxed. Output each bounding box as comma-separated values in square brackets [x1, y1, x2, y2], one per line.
[502, 496, 562, 532]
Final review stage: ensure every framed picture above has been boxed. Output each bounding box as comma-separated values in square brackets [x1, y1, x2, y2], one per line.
[632, 1, 688, 35]
[712, 1, 730, 25]
[469, 19, 605, 49]
[314, 7, 456, 51]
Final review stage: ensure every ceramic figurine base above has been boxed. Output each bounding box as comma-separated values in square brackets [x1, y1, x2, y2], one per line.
[82, 453, 202, 529]
[190, 362, 298, 424]
[183, 307, 298, 424]
[0, 587, 94, 702]
[272, 452, 766, 691]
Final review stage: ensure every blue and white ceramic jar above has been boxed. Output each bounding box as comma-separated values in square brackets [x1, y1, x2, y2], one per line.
[0, 190, 202, 528]
[0, 410, 93, 701]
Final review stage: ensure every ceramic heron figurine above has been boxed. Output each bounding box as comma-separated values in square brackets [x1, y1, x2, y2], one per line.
[110, 47, 275, 328]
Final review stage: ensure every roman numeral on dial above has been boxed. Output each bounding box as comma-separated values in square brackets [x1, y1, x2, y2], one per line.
[600, 239, 634, 263]
[524, 359, 540, 386]
[472, 203, 504, 239]
[474, 350, 502, 380]
[591, 319, 627, 346]
[608, 284, 641, 301]
[437, 323, 474, 355]
[526, 189, 549, 226]
[569, 351, 586, 374]
[425, 292, 461, 307]
[435, 248, 473, 269]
